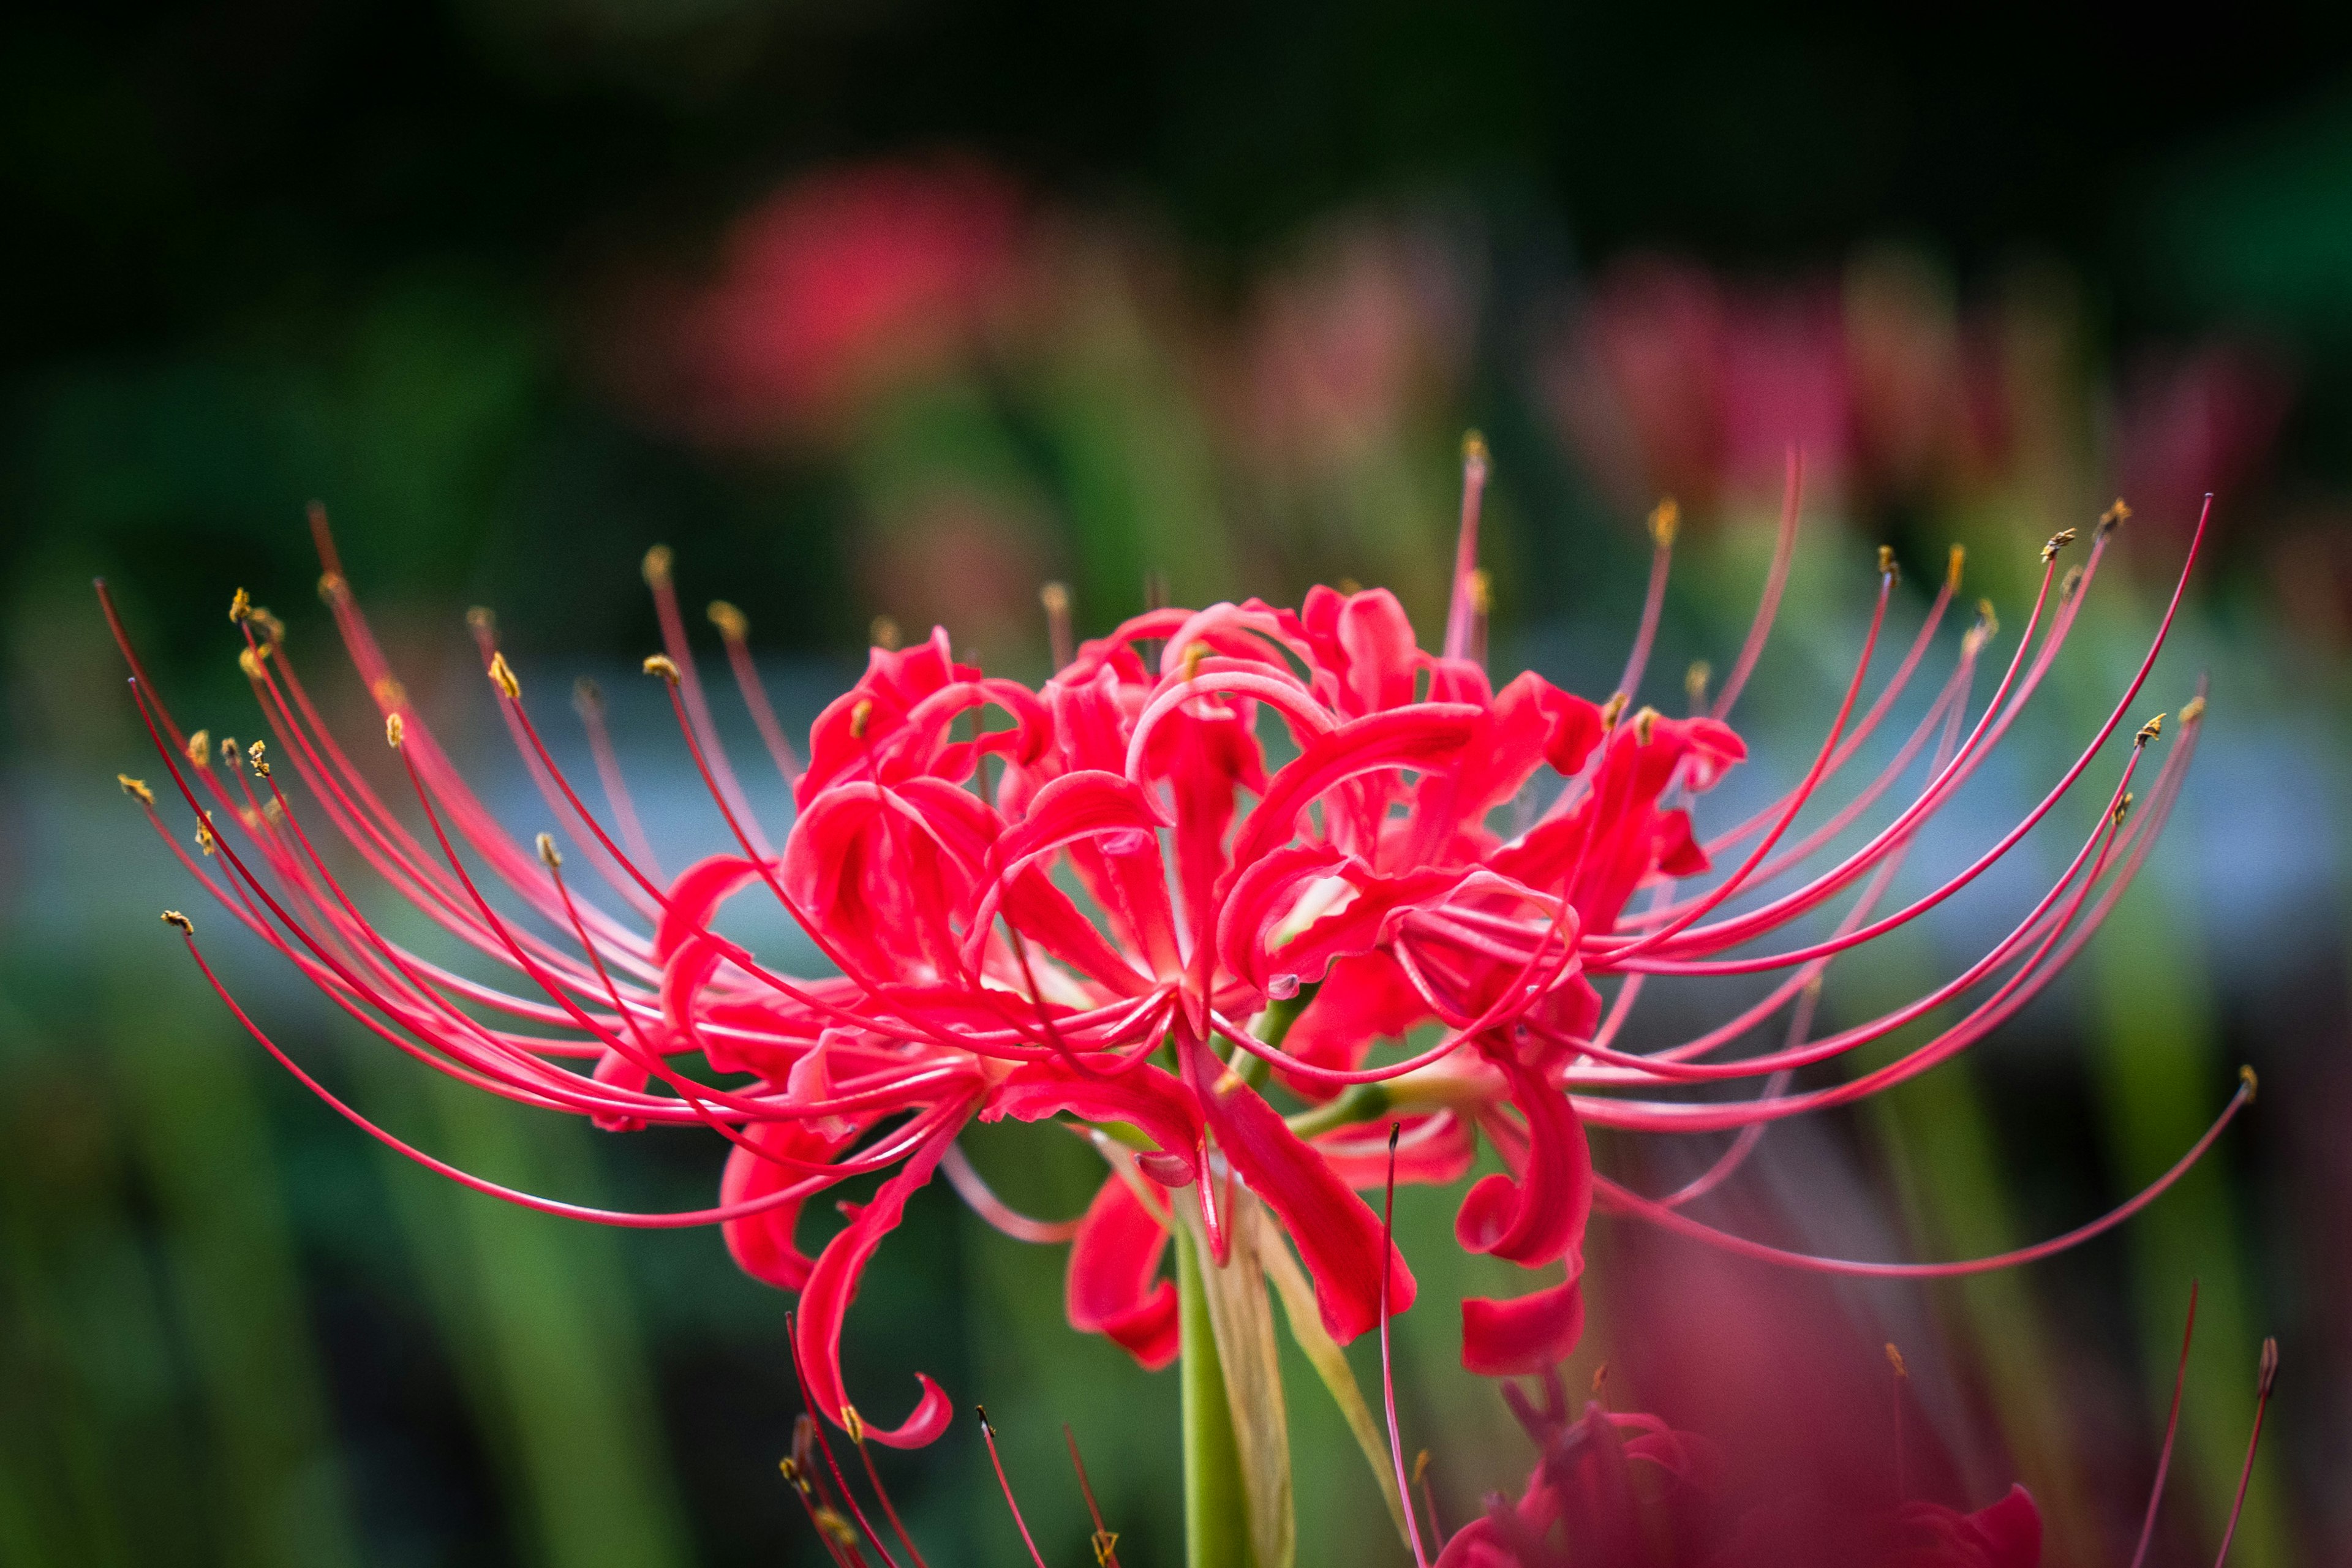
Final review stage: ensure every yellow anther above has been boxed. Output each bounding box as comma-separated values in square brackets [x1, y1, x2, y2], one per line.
[1685, 660, 1711, 707]
[707, 600, 748, 641]
[1412, 1449, 1432, 1486]
[2113, 790, 2135, 826]
[1091, 1528, 1121, 1565]
[777, 1457, 804, 1490]
[1182, 642, 1208, 682]
[848, 698, 874, 739]
[812, 1507, 858, 1548]
[1885, 1342, 1909, 1380]
[228, 587, 252, 623]
[261, 796, 284, 824]
[2136, 713, 2165, 747]
[161, 910, 194, 934]
[2099, 497, 2133, 535]
[118, 774, 154, 805]
[385, 713, 406, 749]
[219, 737, 238, 766]
[869, 615, 901, 652]
[840, 1405, 865, 1445]
[249, 606, 285, 643]
[1591, 1361, 1610, 1398]
[1632, 706, 1659, 745]
[317, 571, 348, 605]
[2180, 695, 2207, 726]
[1878, 544, 1898, 579]
[1213, 1066, 1245, 1096]
[643, 654, 680, 684]
[1648, 496, 1679, 549]
[1599, 692, 1629, 730]
[536, 832, 562, 869]
[2041, 528, 2078, 563]
[196, 819, 217, 856]
[1462, 428, 1490, 470]
[641, 544, 674, 587]
[1947, 544, 1965, 590]
[186, 728, 211, 769]
[246, 739, 270, 778]
[488, 651, 520, 699]
[1469, 567, 1493, 615]
[1039, 581, 1071, 616]
[371, 676, 408, 709]
[237, 647, 267, 680]
[2239, 1063, 2258, 1102]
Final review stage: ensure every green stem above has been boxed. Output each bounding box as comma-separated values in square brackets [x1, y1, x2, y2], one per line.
[1177, 1226, 1252, 1568]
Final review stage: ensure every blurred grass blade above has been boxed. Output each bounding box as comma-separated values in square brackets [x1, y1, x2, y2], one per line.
[1176, 1223, 1251, 1568]
[1261, 1227, 1409, 1545]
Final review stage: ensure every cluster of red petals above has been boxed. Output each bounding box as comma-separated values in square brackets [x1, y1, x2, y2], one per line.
[1436, 1370, 2041, 1568]
[109, 469, 2222, 1455]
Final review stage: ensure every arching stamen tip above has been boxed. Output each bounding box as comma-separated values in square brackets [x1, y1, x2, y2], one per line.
[1469, 567, 1493, 615]
[1648, 496, 1679, 549]
[249, 606, 285, 643]
[840, 1403, 865, 1444]
[642, 653, 681, 684]
[2136, 712, 2165, 747]
[246, 739, 271, 778]
[1877, 543, 1899, 582]
[1387, 1118, 1402, 1152]
[1632, 705, 1659, 745]
[466, 605, 496, 636]
[2041, 527, 2079, 563]
[2181, 694, 2207, 726]
[1039, 580, 1070, 614]
[1947, 544, 1965, 589]
[385, 712, 406, 749]
[2257, 1336, 2280, 1396]
[161, 909, 193, 934]
[2100, 497, 2133, 535]
[535, 831, 562, 869]
[812, 1507, 859, 1549]
[870, 614, 902, 652]
[848, 697, 875, 739]
[1462, 428, 1490, 474]
[974, 1403, 993, 1434]
[1412, 1449, 1432, 1485]
[1885, 1342, 1909, 1380]
[1091, 1528, 1121, 1565]
[317, 571, 348, 605]
[228, 587, 252, 624]
[484, 650, 519, 700]
[1599, 692, 1630, 730]
[186, 728, 211, 769]
[2239, 1064, 2258, 1102]
[2113, 790, 2134, 827]
[118, 773, 154, 805]
[707, 599, 748, 640]
[641, 544, 674, 587]
[236, 646, 270, 680]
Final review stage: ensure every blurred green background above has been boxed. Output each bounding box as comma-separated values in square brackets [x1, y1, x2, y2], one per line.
[8, 4, 2352, 1564]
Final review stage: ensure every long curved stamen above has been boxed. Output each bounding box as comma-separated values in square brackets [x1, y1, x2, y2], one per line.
[707, 598, 807, 788]
[1065, 1423, 1123, 1568]
[2212, 1338, 2279, 1568]
[2128, 1281, 2199, 1568]
[1442, 432, 1490, 663]
[1709, 447, 1804, 722]
[1378, 1122, 1432, 1568]
[976, 1407, 1052, 1568]
[940, 1143, 1085, 1243]
[643, 545, 774, 855]
[1613, 497, 1679, 703]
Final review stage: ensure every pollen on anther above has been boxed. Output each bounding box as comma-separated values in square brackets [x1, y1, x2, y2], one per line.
[317, 571, 348, 605]
[708, 600, 748, 641]
[2239, 1064, 2259, 1102]
[2136, 713, 2165, 746]
[196, 820, 217, 856]
[118, 774, 154, 805]
[2041, 528, 2079, 563]
[1885, 1342, 1909, 1380]
[1600, 692, 1630, 730]
[849, 698, 875, 740]
[1947, 544, 1965, 589]
[536, 832, 562, 870]
[1877, 544, 1898, 581]
[840, 1404, 866, 1444]
[643, 654, 681, 684]
[1469, 567, 1493, 615]
[1462, 428, 1490, 474]
[228, 587, 252, 624]
[186, 728, 211, 769]
[1648, 496, 1679, 549]
[1633, 706, 1659, 745]
[385, 713, 406, 749]
[2181, 695, 2207, 726]
[161, 910, 194, 934]
[488, 651, 521, 699]
[642, 545, 674, 587]
[237, 647, 268, 680]
[2114, 791, 2134, 826]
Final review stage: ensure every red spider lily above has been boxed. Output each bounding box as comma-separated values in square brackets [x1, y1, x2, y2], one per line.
[105, 438, 2248, 1457]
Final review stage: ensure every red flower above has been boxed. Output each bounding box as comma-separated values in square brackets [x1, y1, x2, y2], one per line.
[107, 455, 2243, 1451]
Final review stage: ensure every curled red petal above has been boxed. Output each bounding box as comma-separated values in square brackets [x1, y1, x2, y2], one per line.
[1180, 1025, 1411, 1343]
[655, 853, 763, 962]
[1454, 1053, 1591, 1268]
[793, 1107, 968, 1447]
[720, 1117, 858, 1291]
[588, 1046, 650, 1133]
[1066, 1175, 1178, 1370]
[982, 1062, 1202, 1176]
[1226, 704, 1482, 875]
[1461, 1272, 1586, 1376]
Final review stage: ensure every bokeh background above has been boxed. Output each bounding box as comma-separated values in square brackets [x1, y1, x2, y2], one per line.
[9, 6, 2352, 1564]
